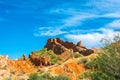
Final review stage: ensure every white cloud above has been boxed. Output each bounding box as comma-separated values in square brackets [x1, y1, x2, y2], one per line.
[34, 0, 120, 37]
[65, 29, 120, 48]
[33, 0, 120, 48]
[69, 29, 102, 34]
[34, 27, 67, 36]
[34, 10, 120, 37]
[62, 13, 96, 27]
[106, 20, 120, 29]
[86, 0, 120, 13]
[59, 12, 120, 30]
[102, 12, 120, 18]
[49, 7, 120, 29]
[33, 13, 96, 37]
[34, 12, 120, 37]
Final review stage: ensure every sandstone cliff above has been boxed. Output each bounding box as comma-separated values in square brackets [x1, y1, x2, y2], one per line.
[45, 38, 94, 56]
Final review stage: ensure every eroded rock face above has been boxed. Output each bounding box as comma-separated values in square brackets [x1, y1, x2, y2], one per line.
[29, 52, 51, 67]
[48, 62, 86, 80]
[0, 55, 8, 68]
[44, 38, 75, 54]
[73, 41, 94, 56]
[44, 38, 94, 56]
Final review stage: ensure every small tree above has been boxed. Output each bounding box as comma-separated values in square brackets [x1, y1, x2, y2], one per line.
[54, 75, 70, 80]
[83, 34, 120, 80]
[29, 73, 39, 80]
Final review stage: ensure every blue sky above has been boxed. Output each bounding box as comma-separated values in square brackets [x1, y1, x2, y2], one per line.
[0, 0, 120, 59]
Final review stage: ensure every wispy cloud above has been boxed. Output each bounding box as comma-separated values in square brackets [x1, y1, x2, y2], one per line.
[102, 12, 120, 18]
[106, 20, 120, 29]
[33, 13, 95, 36]
[33, 0, 120, 48]
[33, 27, 67, 36]
[86, 0, 120, 13]
[65, 28, 120, 48]
[34, 11, 120, 36]
[61, 13, 96, 27]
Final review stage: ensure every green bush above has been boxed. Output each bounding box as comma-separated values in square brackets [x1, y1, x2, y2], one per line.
[54, 75, 70, 80]
[77, 58, 88, 64]
[28, 72, 70, 80]
[85, 59, 97, 69]
[83, 35, 120, 80]
[34, 48, 61, 64]
[39, 72, 70, 80]
[73, 52, 83, 58]
[39, 72, 53, 80]
[29, 73, 40, 80]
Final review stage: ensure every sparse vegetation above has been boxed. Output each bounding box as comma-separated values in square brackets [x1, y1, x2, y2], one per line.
[10, 70, 15, 74]
[54, 75, 70, 80]
[73, 52, 83, 58]
[28, 72, 70, 80]
[2, 77, 11, 80]
[34, 48, 61, 64]
[29, 73, 40, 80]
[20, 78, 25, 80]
[77, 58, 89, 64]
[81, 35, 120, 80]
[39, 72, 53, 80]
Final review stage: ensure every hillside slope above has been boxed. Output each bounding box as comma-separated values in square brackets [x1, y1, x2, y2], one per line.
[0, 38, 100, 80]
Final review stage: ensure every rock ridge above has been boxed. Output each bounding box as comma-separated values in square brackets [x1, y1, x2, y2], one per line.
[44, 38, 94, 56]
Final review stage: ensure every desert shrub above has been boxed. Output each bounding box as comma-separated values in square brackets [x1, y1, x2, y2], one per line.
[20, 78, 25, 80]
[10, 70, 15, 74]
[78, 71, 111, 80]
[34, 48, 61, 64]
[50, 53, 61, 64]
[29, 73, 39, 80]
[77, 58, 88, 64]
[77, 72, 92, 80]
[85, 59, 97, 69]
[54, 75, 70, 80]
[83, 35, 120, 80]
[2, 77, 11, 80]
[39, 72, 54, 80]
[73, 52, 83, 58]
[28, 72, 70, 80]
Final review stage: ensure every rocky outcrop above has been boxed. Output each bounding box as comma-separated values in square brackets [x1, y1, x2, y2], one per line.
[29, 52, 51, 67]
[0, 55, 8, 68]
[44, 38, 75, 54]
[73, 41, 94, 56]
[44, 38, 94, 56]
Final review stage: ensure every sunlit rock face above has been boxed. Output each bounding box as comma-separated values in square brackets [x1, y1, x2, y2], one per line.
[44, 38, 94, 56]
[0, 55, 8, 68]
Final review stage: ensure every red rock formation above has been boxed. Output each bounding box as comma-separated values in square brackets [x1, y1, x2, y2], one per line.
[44, 38, 94, 56]
[29, 53, 51, 67]
[73, 41, 94, 56]
[44, 38, 75, 54]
